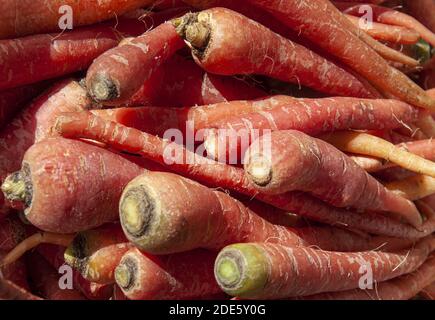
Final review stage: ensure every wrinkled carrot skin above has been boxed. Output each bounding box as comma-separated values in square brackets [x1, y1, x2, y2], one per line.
[245, 0, 435, 110]
[124, 55, 265, 107]
[216, 238, 435, 299]
[0, 0, 156, 39]
[204, 96, 420, 160]
[14, 138, 145, 233]
[86, 22, 185, 105]
[0, 82, 49, 128]
[299, 255, 435, 300]
[37, 244, 113, 300]
[345, 14, 420, 44]
[352, 139, 435, 173]
[0, 216, 26, 251]
[0, 80, 91, 219]
[115, 248, 220, 300]
[27, 252, 86, 300]
[55, 112, 435, 239]
[180, 8, 374, 98]
[0, 20, 150, 91]
[245, 130, 422, 227]
[121, 171, 415, 254]
[339, 3, 435, 47]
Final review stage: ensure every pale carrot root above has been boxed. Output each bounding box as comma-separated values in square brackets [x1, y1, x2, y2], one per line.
[385, 175, 435, 201]
[322, 131, 435, 178]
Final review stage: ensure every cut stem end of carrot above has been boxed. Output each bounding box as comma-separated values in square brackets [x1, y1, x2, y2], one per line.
[88, 74, 119, 102]
[246, 157, 273, 187]
[115, 258, 134, 291]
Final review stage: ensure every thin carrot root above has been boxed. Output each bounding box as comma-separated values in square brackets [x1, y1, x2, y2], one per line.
[416, 114, 435, 138]
[0, 232, 74, 267]
[386, 175, 435, 201]
[322, 131, 435, 178]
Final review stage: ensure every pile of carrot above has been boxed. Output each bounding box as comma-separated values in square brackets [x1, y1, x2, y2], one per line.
[0, 0, 434, 301]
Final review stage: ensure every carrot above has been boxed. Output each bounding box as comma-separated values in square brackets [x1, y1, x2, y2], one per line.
[0, 277, 41, 300]
[202, 96, 421, 161]
[114, 247, 220, 300]
[322, 131, 435, 178]
[298, 254, 435, 300]
[345, 14, 420, 44]
[27, 252, 86, 300]
[0, 0, 156, 39]
[0, 252, 28, 290]
[175, 8, 376, 98]
[385, 175, 435, 201]
[339, 3, 435, 47]
[0, 82, 50, 128]
[64, 224, 132, 284]
[120, 170, 415, 254]
[0, 19, 152, 91]
[351, 139, 435, 173]
[214, 237, 435, 299]
[0, 79, 91, 219]
[405, 0, 435, 33]
[0, 216, 26, 251]
[55, 112, 435, 239]
[244, 130, 422, 227]
[37, 244, 113, 300]
[86, 22, 185, 105]
[416, 114, 435, 138]
[244, 0, 435, 110]
[420, 281, 435, 300]
[1, 138, 145, 233]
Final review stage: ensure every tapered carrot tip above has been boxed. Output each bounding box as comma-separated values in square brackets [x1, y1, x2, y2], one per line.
[1, 170, 31, 207]
[114, 258, 134, 291]
[88, 73, 119, 102]
[245, 156, 273, 187]
[214, 244, 268, 298]
[119, 184, 163, 252]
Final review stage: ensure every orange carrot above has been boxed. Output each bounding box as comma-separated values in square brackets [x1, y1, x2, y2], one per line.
[175, 8, 375, 98]
[244, 130, 422, 227]
[114, 247, 220, 300]
[214, 237, 435, 299]
[55, 111, 435, 239]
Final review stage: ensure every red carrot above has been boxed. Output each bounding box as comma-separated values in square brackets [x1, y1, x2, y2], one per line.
[0, 0, 156, 39]
[0, 79, 91, 219]
[299, 254, 435, 300]
[404, 0, 435, 33]
[120, 171, 416, 254]
[339, 3, 435, 47]
[202, 96, 421, 161]
[0, 277, 40, 300]
[175, 8, 375, 98]
[0, 252, 28, 290]
[37, 244, 113, 300]
[64, 224, 132, 284]
[345, 14, 420, 44]
[420, 281, 435, 300]
[245, 130, 422, 227]
[114, 247, 220, 300]
[244, 0, 435, 110]
[55, 112, 435, 239]
[27, 252, 86, 300]
[0, 216, 26, 251]
[214, 237, 435, 299]
[0, 82, 49, 128]
[86, 22, 185, 105]
[1, 138, 145, 233]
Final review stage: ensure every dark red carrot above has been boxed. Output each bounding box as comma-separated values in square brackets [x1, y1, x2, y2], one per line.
[0, 277, 41, 300]
[1, 138, 145, 233]
[0, 216, 26, 251]
[0, 79, 91, 219]
[37, 244, 113, 300]
[27, 252, 86, 300]
[420, 281, 435, 300]
[404, 0, 435, 33]
[86, 22, 185, 105]
[0, 252, 28, 290]
[299, 254, 435, 300]
[120, 171, 415, 254]
[114, 247, 220, 300]
[0, 0, 156, 39]
[244, 130, 422, 227]
[339, 3, 435, 47]
[0, 19, 150, 91]
[64, 224, 132, 284]
[214, 237, 435, 299]
[202, 96, 421, 161]
[175, 8, 375, 98]
[344, 14, 420, 44]
[244, 0, 435, 110]
[0, 82, 49, 128]
[55, 111, 435, 239]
